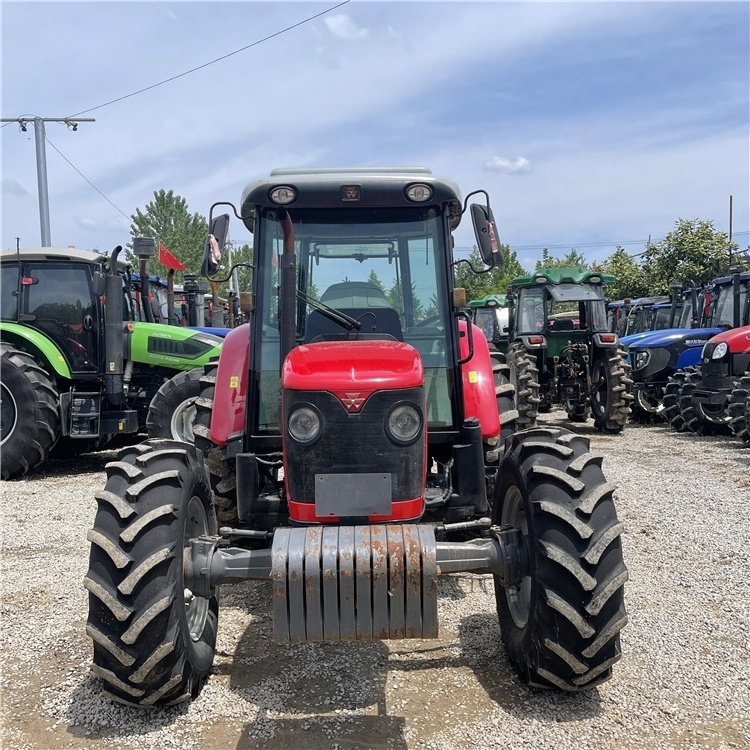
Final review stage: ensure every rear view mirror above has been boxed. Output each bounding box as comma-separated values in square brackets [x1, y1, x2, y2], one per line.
[201, 213, 230, 277]
[470, 203, 503, 268]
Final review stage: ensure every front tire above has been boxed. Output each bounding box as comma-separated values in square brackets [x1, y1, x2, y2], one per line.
[663, 369, 690, 432]
[590, 348, 633, 433]
[678, 368, 732, 436]
[1, 343, 60, 479]
[85, 439, 218, 707]
[727, 373, 750, 443]
[493, 427, 628, 691]
[146, 368, 203, 444]
[629, 387, 663, 424]
[193, 361, 239, 525]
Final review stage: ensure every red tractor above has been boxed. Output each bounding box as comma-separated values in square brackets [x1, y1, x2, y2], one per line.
[85, 168, 628, 707]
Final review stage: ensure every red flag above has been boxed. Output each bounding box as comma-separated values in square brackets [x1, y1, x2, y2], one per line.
[158, 242, 186, 271]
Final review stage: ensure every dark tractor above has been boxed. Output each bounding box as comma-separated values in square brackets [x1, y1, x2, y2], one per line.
[468, 293, 509, 355]
[505, 267, 633, 432]
[84, 167, 628, 707]
[0, 243, 223, 479]
[664, 269, 750, 435]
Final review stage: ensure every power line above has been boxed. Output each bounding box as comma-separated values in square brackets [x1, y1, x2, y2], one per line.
[44, 136, 130, 222]
[1, 1, 350, 129]
[65, 0, 351, 118]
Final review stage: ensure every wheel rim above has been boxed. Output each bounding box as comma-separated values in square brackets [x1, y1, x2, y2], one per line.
[0, 382, 18, 447]
[184, 495, 210, 640]
[591, 360, 607, 418]
[171, 398, 198, 443]
[635, 389, 658, 414]
[695, 400, 730, 425]
[501, 485, 531, 627]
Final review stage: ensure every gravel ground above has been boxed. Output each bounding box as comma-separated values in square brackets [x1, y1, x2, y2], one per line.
[1, 412, 749, 750]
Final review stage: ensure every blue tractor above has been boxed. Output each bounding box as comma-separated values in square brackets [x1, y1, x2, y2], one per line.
[627, 270, 749, 426]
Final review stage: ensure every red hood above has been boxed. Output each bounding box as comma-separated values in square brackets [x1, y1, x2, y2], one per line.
[282, 340, 423, 391]
[709, 325, 750, 347]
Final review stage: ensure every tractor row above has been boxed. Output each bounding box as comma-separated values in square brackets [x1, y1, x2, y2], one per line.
[470, 267, 749, 445]
[0, 240, 225, 479]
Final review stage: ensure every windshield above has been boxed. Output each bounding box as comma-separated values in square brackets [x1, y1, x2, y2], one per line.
[712, 282, 748, 327]
[255, 207, 453, 433]
[678, 298, 693, 328]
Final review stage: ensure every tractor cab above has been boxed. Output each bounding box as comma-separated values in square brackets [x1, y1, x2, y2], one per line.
[202, 168, 502, 473]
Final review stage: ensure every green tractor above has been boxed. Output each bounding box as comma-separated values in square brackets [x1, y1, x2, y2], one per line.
[468, 293, 509, 356]
[0, 242, 223, 480]
[506, 267, 633, 432]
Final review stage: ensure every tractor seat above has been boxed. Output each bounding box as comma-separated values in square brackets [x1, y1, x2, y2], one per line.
[552, 318, 576, 331]
[319, 281, 392, 309]
[304, 307, 404, 343]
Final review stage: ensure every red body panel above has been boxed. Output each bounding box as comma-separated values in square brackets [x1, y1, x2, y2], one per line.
[458, 320, 501, 439]
[209, 323, 250, 445]
[707, 324, 750, 352]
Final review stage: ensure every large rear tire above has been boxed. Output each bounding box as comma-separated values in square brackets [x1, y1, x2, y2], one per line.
[146, 368, 203, 444]
[591, 347, 633, 433]
[85, 439, 218, 707]
[1, 343, 60, 479]
[493, 427, 628, 691]
[678, 368, 732, 436]
[507, 342, 540, 430]
[193, 361, 239, 525]
[726, 373, 750, 444]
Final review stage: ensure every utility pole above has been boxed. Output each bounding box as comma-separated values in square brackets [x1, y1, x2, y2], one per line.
[1, 116, 95, 246]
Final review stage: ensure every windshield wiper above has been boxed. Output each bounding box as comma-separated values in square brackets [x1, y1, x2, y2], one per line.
[298, 290, 361, 331]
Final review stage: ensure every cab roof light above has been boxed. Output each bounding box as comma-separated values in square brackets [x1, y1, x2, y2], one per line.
[405, 183, 433, 202]
[269, 185, 297, 205]
[535, 276, 547, 284]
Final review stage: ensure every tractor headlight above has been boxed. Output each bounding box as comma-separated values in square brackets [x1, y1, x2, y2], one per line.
[288, 406, 321, 444]
[633, 349, 651, 371]
[386, 403, 422, 445]
[711, 342, 728, 360]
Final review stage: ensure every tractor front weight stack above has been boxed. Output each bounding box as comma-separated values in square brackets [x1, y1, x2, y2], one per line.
[184, 520, 526, 642]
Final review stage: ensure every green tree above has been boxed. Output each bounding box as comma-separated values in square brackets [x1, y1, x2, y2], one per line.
[599, 246, 650, 299]
[129, 189, 208, 283]
[641, 219, 737, 294]
[534, 248, 587, 270]
[454, 245, 526, 302]
[367, 269, 386, 292]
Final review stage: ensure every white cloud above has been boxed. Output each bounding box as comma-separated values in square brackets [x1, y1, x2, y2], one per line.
[2, 178, 29, 196]
[483, 156, 533, 175]
[73, 215, 130, 233]
[324, 14, 369, 40]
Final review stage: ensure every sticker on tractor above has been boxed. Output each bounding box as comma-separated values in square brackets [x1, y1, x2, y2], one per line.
[230, 376, 239, 388]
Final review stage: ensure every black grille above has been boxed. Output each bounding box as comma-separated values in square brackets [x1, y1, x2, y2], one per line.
[283, 387, 424, 505]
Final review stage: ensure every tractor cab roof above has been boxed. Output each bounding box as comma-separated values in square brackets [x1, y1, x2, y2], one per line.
[509, 266, 616, 288]
[468, 294, 508, 308]
[711, 271, 750, 287]
[239, 166, 464, 231]
[1, 246, 108, 265]
[1, 246, 131, 273]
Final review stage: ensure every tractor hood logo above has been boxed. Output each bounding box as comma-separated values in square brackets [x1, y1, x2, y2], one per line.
[341, 392, 365, 412]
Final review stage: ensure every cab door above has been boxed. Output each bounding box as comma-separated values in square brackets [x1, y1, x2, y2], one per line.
[23, 261, 100, 374]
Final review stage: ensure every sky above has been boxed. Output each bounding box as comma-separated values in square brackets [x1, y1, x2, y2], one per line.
[1, 0, 748, 272]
